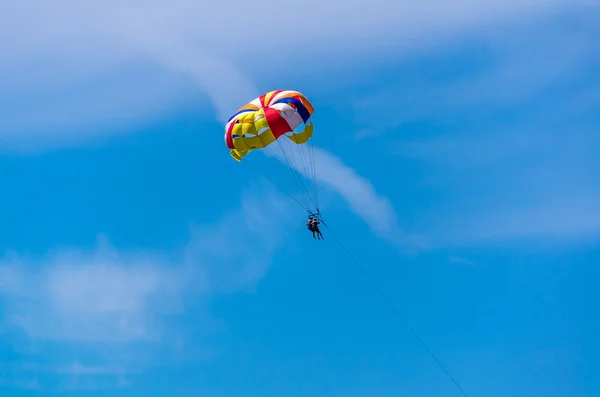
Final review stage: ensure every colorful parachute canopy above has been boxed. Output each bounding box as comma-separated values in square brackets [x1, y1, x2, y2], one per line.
[224, 90, 315, 162]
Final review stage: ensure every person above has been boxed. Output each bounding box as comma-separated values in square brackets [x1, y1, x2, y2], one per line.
[310, 216, 323, 240]
[306, 216, 315, 232]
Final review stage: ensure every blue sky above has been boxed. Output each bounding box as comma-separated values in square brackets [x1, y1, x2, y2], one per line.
[0, 1, 597, 396]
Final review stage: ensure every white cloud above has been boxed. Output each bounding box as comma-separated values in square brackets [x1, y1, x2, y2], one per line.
[443, 195, 600, 245]
[400, 126, 600, 247]
[0, 0, 579, 144]
[3, 250, 189, 343]
[311, 147, 427, 249]
[312, 147, 397, 234]
[307, 146, 414, 245]
[364, 15, 600, 247]
[351, 12, 597, 138]
[249, 136, 417, 247]
[0, 186, 296, 389]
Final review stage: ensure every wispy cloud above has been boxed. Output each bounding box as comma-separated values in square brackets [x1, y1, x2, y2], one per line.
[311, 147, 399, 237]
[353, 11, 600, 247]
[254, 137, 418, 247]
[351, 10, 598, 138]
[1, 245, 185, 342]
[0, 0, 578, 145]
[0, 186, 296, 390]
[134, 39, 259, 123]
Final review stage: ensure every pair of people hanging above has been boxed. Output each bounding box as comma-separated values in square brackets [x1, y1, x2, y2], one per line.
[306, 215, 324, 240]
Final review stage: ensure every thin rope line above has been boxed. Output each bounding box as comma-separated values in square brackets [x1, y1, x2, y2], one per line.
[321, 222, 470, 397]
[275, 138, 318, 211]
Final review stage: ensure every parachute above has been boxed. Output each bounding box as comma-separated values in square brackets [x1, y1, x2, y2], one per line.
[224, 90, 320, 216]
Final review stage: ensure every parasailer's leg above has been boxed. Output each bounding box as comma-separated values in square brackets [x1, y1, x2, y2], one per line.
[315, 226, 323, 240]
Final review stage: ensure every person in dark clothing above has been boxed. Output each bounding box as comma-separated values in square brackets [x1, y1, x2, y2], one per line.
[310, 216, 323, 240]
[306, 216, 315, 231]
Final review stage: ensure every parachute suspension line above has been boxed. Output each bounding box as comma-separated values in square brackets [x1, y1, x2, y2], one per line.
[277, 138, 315, 210]
[267, 142, 314, 212]
[320, 221, 471, 397]
[250, 125, 313, 212]
[287, 140, 317, 212]
[274, 137, 318, 212]
[295, 136, 319, 210]
[307, 141, 319, 210]
[291, 141, 311, 190]
[250, 163, 310, 212]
